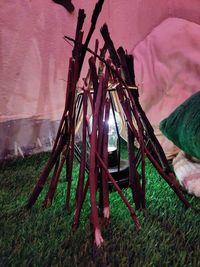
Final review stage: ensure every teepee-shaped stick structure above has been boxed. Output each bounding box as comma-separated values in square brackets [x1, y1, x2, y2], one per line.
[26, 0, 192, 247]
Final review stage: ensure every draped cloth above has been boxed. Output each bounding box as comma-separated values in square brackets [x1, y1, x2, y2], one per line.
[1, 0, 200, 159]
[133, 18, 200, 158]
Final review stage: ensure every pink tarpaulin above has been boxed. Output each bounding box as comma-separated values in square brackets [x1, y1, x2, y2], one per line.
[0, 0, 200, 158]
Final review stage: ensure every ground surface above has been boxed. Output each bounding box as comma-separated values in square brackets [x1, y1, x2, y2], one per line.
[0, 152, 200, 267]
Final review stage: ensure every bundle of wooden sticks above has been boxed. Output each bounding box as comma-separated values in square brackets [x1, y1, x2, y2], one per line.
[26, 0, 192, 247]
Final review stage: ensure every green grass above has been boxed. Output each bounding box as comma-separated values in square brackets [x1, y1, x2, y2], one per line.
[0, 151, 200, 267]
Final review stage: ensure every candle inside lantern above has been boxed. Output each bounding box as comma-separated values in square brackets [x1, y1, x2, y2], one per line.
[89, 110, 122, 153]
[107, 110, 122, 152]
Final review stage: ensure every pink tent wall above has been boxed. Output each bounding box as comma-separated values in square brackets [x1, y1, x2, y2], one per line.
[1, 0, 200, 159]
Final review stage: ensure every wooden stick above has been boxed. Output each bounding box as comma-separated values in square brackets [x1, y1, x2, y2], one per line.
[116, 47, 135, 87]
[26, 131, 67, 209]
[117, 46, 132, 85]
[96, 99, 105, 217]
[83, 39, 99, 86]
[117, 85, 192, 208]
[96, 152, 141, 230]
[144, 145, 192, 209]
[97, 44, 107, 78]
[72, 9, 86, 59]
[88, 76, 104, 247]
[66, 31, 84, 210]
[123, 96, 144, 209]
[89, 57, 98, 106]
[79, 0, 105, 77]
[101, 98, 110, 222]
[128, 97, 146, 209]
[131, 91, 170, 172]
[77, 118, 91, 211]
[94, 39, 99, 63]
[100, 24, 120, 68]
[115, 83, 192, 208]
[52, 0, 75, 13]
[43, 158, 60, 208]
[52, 58, 73, 154]
[43, 156, 66, 208]
[127, 125, 142, 210]
[96, 85, 108, 217]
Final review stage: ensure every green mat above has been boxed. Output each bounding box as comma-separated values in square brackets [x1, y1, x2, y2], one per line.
[0, 151, 200, 266]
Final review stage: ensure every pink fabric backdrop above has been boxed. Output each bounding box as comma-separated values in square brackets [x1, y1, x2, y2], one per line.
[1, 0, 200, 158]
[133, 18, 200, 157]
[134, 18, 200, 125]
